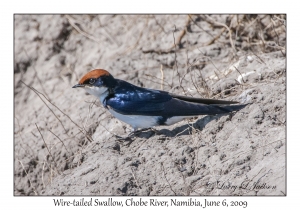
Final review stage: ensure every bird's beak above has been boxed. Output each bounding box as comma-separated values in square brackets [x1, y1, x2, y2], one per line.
[72, 84, 85, 88]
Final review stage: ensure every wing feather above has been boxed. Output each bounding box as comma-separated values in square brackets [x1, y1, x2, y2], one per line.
[106, 80, 246, 116]
[170, 93, 238, 105]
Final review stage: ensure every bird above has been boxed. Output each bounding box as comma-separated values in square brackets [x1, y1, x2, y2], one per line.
[73, 69, 247, 132]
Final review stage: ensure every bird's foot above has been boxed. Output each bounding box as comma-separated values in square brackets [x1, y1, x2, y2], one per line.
[128, 128, 151, 137]
[115, 135, 134, 147]
[115, 135, 132, 141]
[150, 128, 160, 135]
[128, 127, 160, 137]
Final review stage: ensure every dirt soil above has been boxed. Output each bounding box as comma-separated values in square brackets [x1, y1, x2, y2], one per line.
[14, 14, 286, 196]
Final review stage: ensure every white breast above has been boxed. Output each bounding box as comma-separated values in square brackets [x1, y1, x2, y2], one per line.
[108, 108, 160, 131]
[108, 108, 192, 130]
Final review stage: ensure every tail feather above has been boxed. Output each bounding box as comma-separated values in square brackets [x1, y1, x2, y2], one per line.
[170, 94, 239, 105]
[211, 103, 248, 113]
[163, 98, 248, 116]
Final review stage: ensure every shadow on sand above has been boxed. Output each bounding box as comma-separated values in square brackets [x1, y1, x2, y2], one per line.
[132, 113, 233, 139]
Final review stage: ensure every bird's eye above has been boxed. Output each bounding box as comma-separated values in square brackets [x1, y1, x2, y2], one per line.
[89, 78, 96, 84]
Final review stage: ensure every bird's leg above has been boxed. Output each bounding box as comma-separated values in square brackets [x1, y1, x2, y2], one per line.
[128, 128, 153, 137]
[115, 128, 144, 144]
[115, 135, 132, 141]
[128, 127, 161, 137]
[150, 128, 160, 135]
[115, 127, 143, 142]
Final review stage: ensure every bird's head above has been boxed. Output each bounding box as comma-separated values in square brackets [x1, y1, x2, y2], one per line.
[72, 69, 116, 97]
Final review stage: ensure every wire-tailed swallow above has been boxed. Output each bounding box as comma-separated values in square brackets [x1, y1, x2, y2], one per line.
[73, 69, 247, 131]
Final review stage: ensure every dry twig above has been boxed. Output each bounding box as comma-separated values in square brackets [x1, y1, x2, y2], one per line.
[161, 162, 177, 195]
[35, 123, 61, 175]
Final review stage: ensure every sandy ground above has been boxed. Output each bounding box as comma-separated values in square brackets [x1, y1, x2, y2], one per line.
[14, 14, 286, 196]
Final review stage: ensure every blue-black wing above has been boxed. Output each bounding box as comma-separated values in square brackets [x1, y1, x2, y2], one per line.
[106, 80, 171, 115]
[106, 80, 247, 117]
